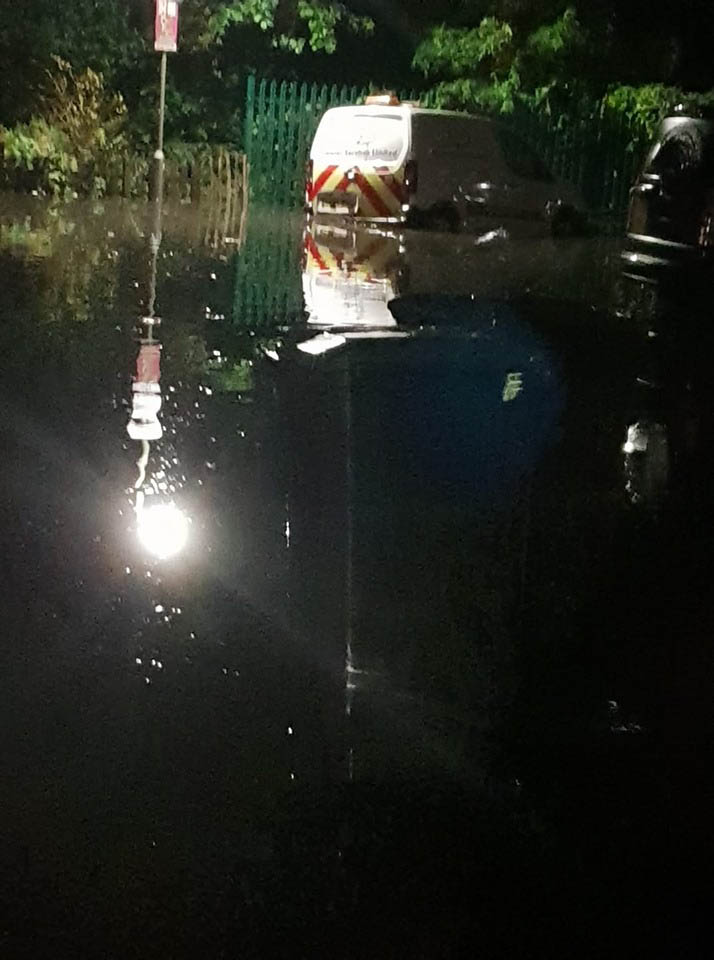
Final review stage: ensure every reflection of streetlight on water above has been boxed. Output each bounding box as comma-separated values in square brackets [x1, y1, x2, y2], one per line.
[137, 500, 189, 560]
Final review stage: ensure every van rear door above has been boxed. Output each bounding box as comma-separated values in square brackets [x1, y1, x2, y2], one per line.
[309, 107, 410, 220]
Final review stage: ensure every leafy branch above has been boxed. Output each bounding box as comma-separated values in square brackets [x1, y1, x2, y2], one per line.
[200, 0, 373, 54]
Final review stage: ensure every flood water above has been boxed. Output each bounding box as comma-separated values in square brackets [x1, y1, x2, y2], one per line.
[1, 194, 713, 958]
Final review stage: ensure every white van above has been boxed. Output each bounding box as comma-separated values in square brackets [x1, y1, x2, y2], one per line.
[306, 95, 585, 234]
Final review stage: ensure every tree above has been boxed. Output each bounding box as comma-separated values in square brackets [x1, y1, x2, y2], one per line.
[413, 7, 586, 112]
[0, 0, 379, 146]
[0, 0, 143, 124]
[194, 0, 374, 55]
[410, 0, 714, 101]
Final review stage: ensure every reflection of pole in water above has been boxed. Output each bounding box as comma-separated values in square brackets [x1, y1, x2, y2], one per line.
[128, 340, 162, 442]
[128, 205, 163, 444]
[344, 358, 355, 781]
[126, 196, 190, 560]
[147, 193, 163, 323]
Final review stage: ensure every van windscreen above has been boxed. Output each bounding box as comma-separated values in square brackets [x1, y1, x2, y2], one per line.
[313, 112, 407, 165]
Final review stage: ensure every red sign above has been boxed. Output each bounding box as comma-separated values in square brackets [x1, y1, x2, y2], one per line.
[155, 0, 179, 53]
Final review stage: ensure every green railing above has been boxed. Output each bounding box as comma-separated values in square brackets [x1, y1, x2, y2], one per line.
[232, 208, 304, 330]
[244, 75, 364, 206]
[243, 74, 648, 220]
[505, 103, 649, 221]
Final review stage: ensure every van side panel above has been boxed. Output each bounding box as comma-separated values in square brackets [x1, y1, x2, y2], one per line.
[410, 114, 500, 211]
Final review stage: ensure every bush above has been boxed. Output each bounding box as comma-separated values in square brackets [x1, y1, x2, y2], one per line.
[0, 56, 127, 197]
[603, 84, 714, 140]
[0, 118, 77, 197]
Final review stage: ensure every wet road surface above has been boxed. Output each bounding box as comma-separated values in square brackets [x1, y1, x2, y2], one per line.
[1, 195, 713, 958]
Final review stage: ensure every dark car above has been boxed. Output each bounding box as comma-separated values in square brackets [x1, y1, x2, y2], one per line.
[623, 106, 714, 274]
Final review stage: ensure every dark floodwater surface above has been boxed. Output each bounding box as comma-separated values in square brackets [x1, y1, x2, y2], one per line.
[1, 196, 714, 958]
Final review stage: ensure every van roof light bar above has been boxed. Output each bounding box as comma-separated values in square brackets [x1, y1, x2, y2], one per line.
[365, 92, 400, 106]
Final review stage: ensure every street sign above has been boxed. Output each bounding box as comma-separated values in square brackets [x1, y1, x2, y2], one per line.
[154, 0, 179, 53]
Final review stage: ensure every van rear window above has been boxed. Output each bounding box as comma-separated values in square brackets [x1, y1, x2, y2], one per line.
[313, 112, 407, 165]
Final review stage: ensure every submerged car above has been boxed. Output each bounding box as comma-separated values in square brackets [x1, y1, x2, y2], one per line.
[624, 105, 714, 273]
[306, 94, 586, 235]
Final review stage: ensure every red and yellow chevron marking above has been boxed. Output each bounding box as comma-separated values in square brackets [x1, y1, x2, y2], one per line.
[308, 164, 406, 219]
[304, 230, 400, 284]
[304, 232, 331, 273]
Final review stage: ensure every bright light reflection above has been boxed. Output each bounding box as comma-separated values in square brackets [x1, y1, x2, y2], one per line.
[137, 502, 189, 559]
[297, 333, 346, 356]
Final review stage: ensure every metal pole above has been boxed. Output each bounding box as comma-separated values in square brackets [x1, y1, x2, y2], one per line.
[151, 51, 167, 201]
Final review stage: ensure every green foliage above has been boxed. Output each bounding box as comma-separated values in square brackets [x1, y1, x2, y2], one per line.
[603, 84, 714, 139]
[202, 0, 279, 43]
[43, 57, 127, 159]
[425, 74, 520, 113]
[525, 7, 583, 58]
[413, 20, 514, 80]
[0, 221, 56, 258]
[1, 119, 77, 197]
[412, 4, 714, 164]
[207, 358, 255, 393]
[200, 0, 373, 54]
[0, 0, 383, 154]
[0, 0, 143, 124]
[520, 7, 585, 96]
[413, 9, 586, 115]
[1, 59, 127, 197]
[413, 3, 714, 140]
[295, 1, 342, 54]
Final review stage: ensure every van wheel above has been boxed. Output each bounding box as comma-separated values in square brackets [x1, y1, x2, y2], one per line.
[429, 204, 460, 233]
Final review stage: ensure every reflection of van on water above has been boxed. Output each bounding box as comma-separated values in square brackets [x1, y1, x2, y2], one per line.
[302, 227, 403, 329]
[306, 94, 586, 235]
[301, 219, 598, 332]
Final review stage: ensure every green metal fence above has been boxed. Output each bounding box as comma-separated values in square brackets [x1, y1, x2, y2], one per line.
[505, 103, 649, 221]
[244, 75, 363, 206]
[243, 74, 649, 220]
[232, 208, 304, 329]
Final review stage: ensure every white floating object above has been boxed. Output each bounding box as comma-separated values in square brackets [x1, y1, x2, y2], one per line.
[297, 333, 346, 356]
